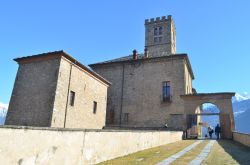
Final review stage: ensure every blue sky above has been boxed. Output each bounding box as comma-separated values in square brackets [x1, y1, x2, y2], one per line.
[1, 0, 250, 104]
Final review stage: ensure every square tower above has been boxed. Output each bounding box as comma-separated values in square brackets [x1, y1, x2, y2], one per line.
[145, 15, 176, 57]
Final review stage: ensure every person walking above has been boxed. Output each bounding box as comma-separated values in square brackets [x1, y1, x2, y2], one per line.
[215, 124, 221, 139]
[208, 126, 214, 139]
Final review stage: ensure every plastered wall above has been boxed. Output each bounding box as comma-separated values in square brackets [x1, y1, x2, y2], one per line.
[233, 132, 250, 147]
[0, 126, 182, 165]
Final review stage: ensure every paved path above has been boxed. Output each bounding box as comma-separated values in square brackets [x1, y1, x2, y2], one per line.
[99, 140, 250, 165]
[189, 140, 215, 165]
[155, 140, 204, 165]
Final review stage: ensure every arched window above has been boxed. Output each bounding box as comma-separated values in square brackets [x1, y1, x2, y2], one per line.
[154, 27, 158, 35]
[159, 27, 162, 35]
[159, 37, 162, 42]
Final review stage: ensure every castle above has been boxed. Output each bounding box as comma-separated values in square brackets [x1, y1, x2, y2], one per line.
[6, 15, 235, 139]
[90, 15, 193, 130]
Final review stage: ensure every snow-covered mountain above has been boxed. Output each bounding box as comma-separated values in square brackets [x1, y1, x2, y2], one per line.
[232, 93, 249, 103]
[0, 102, 8, 125]
[232, 93, 250, 133]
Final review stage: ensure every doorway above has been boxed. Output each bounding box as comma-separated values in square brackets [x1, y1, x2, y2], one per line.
[198, 103, 220, 139]
[186, 103, 220, 139]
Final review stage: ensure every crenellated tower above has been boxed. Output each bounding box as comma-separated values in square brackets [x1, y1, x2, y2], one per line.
[145, 15, 176, 57]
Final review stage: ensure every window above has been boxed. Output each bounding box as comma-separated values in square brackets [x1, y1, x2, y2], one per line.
[154, 27, 158, 35]
[162, 81, 171, 102]
[159, 27, 162, 35]
[154, 27, 162, 36]
[154, 37, 158, 43]
[124, 113, 129, 123]
[159, 37, 162, 42]
[69, 91, 75, 106]
[93, 101, 97, 114]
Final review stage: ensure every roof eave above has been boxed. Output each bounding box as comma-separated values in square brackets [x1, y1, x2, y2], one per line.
[14, 50, 111, 86]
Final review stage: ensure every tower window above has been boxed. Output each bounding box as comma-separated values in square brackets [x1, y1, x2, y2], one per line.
[162, 81, 171, 102]
[159, 37, 162, 42]
[69, 91, 75, 106]
[154, 37, 158, 43]
[159, 27, 162, 35]
[154, 28, 158, 35]
[93, 101, 97, 114]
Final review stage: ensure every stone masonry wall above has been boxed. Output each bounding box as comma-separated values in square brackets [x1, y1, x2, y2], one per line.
[0, 126, 183, 165]
[92, 57, 192, 129]
[145, 16, 176, 56]
[91, 64, 124, 125]
[51, 57, 108, 129]
[184, 61, 193, 94]
[6, 58, 60, 127]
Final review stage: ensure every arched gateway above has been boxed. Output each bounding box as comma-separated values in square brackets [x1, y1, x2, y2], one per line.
[180, 93, 235, 139]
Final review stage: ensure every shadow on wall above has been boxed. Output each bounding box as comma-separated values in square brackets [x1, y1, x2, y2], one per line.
[217, 140, 250, 165]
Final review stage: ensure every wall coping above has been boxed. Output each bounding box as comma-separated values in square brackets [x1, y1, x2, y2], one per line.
[233, 131, 250, 136]
[0, 125, 181, 133]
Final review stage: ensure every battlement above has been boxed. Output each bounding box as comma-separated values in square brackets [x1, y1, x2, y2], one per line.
[145, 15, 172, 24]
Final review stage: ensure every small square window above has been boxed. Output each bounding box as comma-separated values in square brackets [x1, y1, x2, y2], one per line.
[69, 91, 75, 106]
[93, 101, 97, 114]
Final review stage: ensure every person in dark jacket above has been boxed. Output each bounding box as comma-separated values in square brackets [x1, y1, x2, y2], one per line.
[215, 124, 221, 139]
[208, 126, 214, 139]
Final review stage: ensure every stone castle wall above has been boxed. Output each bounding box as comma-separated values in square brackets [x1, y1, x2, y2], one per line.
[0, 126, 183, 165]
[6, 58, 61, 127]
[51, 57, 108, 129]
[6, 53, 108, 129]
[91, 57, 193, 129]
[145, 15, 176, 56]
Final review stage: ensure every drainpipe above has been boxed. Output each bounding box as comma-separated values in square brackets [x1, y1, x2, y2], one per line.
[63, 63, 73, 128]
[119, 63, 125, 126]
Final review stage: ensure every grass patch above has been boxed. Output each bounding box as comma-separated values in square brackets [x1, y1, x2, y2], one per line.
[202, 140, 250, 165]
[172, 140, 209, 165]
[98, 140, 196, 165]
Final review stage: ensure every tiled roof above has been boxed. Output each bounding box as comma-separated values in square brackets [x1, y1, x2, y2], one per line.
[90, 54, 144, 65]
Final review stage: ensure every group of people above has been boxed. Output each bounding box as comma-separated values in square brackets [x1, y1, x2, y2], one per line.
[206, 124, 221, 139]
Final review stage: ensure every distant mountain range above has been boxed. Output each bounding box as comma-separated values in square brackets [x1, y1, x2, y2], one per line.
[232, 94, 250, 133]
[0, 93, 250, 134]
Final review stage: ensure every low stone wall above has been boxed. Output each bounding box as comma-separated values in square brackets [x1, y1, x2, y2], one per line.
[0, 126, 182, 165]
[233, 131, 250, 147]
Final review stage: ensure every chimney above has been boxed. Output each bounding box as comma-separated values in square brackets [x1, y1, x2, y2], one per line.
[132, 49, 138, 60]
[144, 48, 149, 58]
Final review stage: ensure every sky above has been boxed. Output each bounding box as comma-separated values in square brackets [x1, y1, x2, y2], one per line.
[1, 0, 250, 104]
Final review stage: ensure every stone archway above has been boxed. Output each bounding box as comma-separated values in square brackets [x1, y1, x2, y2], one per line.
[180, 93, 235, 139]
